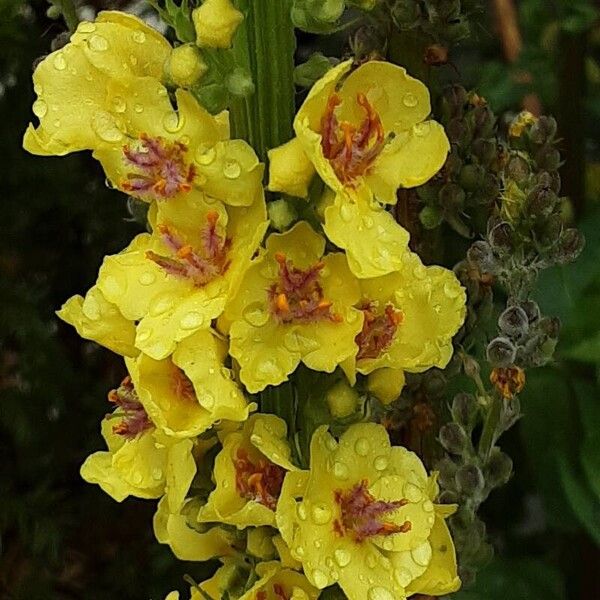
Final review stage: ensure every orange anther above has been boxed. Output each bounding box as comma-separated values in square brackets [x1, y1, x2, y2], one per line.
[275, 252, 287, 265]
[276, 293, 290, 313]
[318, 300, 333, 310]
[206, 210, 219, 226]
[176, 245, 194, 259]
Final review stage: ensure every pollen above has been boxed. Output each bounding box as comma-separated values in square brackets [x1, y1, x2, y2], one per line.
[320, 92, 386, 185]
[234, 448, 286, 510]
[145, 213, 231, 287]
[120, 134, 196, 201]
[268, 253, 341, 324]
[107, 375, 153, 439]
[333, 479, 410, 543]
[356, 302, 404, 360]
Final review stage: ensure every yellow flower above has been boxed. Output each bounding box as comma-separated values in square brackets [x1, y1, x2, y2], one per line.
[24, 12, 261, 208]
[238, 562, 320, 600]
[224, 221, 363, 393]
[294, 60, 450, 277]
[97, 191, 267, 359]
[275, 423, 460, 599]
[80, 374, 195, 508]
[267, 137, 316, 198]
[57, 285, 138, 357]
[193, 0, 244, 49]
[367, 368, 405, 405]
[166, 44, 208, 88]
[509, 110, 538, 138]
[198, 414, 297, 528]
[154, 496, 235, 561]
[342, 250, 466, 382]
[127, 328, 251, 438]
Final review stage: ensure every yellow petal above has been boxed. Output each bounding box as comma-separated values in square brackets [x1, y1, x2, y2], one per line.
[323, 193, 410, 278]
[367, 368, 406, 404]
[267, 137, 316, 198]
[165, 439, 196, 513]
[57, 286, 138, 357]
[192, 0, 244, 48]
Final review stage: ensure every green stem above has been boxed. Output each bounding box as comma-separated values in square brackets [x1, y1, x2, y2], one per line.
[232, 0, 296, 160]
[49, 0, 79, 32]
[478, 393, 501, 461]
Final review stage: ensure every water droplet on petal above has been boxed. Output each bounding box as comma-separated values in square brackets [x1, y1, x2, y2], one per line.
[242, 303, 270, 327]
[411, 542, 432, 567]
[423, 500, 434, 512]
[32, 99, 48, 118]
[402, 92, 418, 107]
[92, 111, 124, 143]
[223, 159, 241, 179]
[394, 567, 413, 587]
[354, 437, 370, 456]
[202, 392, 215, 409]
[333, 461, 349, 480]
[163, 111, 184, 133]
[413, 122, 431, 137]
[88, 34, 109, 51]
[374, 455, 388, 471]
[294, 545, 305, 558]
[366, 552, 377, 568]
[368, 586, 395, 600]
[132, 30, 146, 43]
[102, 272, 126, 296]
[296, 502, 307, 521]
[112, 96, 127, 113]
[311, 503, 332, 525]
[334, 548, 351, 567]
[137, 329, 151, 343]
[134, 103, 144, 114]
[78, 22, 96, 33]
[312, 569, 329, 588]
[152, 467, 163, 481]
[53, 53, 67, 71]
[340, 203, 355, 223]
[149, 294, 175, 317]
[132, 472, 143, 485]
[82, 296, 101, 321]
[362, 215, 374, 229]
[130, 54, 138, 66]
[180, 311, 204, 330]
[403, 482, 422, 503]
[196, 146, 216, 165]
[138, 271, 156, 286]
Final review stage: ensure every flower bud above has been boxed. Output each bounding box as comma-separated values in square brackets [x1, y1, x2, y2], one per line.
[536, 146, 561, 171]
[486, 337, 516, 367]
[422, 369, 446, 398]
[226, 67, 255, 97]
[193, 0, 243, 49]
[527, 185, 558, 218]
[455, 463, 485, 496]
[419, 205, 443, 230]
[267, 137, 315, 198]
[294, 53, 335, 88]
[556, 228, 585, 264]
[436, 457, 458, 489]
[459, 163, 484, 191]
[326, 380, 360, 418]
[439, 423, 469, 455]
[446, 117, 467, 144]
[267, 198, 297, 232]
[471, 138, 497, 164]
[498, 305, 529, 338]
[520, 300, 540, 323]
[537, 213, 563, 246]
[367, 368, 405, 405]
[47, 5, 62, 19]
[467, 240, 495, 273]
[391, 0, 420, 26]
[506, 155, 530, 183]
[530, 115, 557, 144]
[439, 182, 466, 210]
[485, 447, 513, 487]
[488, 221, 514, 253]
[538, 316, 560, 339]
[462, 354, 481, 380]
[451, 393, 478, 429]
[166, 44, 208, 88]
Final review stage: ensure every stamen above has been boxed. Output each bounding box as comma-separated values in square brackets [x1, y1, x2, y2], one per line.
[320, 92, 386, 185]
[146, 213, 231, 287]
[333, 480, 410, 543]
[120, 134, 196, 201]
[234, 448, 285, 510]
[170, 364, 196, 402]
[356, 302, 404, 360]
[268, 253, 341, 324]
[107, 376, 153, 439]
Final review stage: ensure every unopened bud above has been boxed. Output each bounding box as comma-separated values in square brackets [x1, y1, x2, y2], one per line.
[419, 205, 443, 230]
[472, 138, 497, 164]
[530, 115, 557, 144]
[439, 182, 466, 210]
[489, 221, 514, 253]
[446, 118, 467, 144]
[439, 423, 469, 454]
[485, 447, 513, 487]
[455, 463, 485, 496]
[538, 316, 560, 339]
[193, 0, 244, 48]
[326, 380, 360, 418]
[462, 354, 481, 380]
[520, 300, 540, 323]
[46, 5, 62, 19]
[557, 228, 584, 264]
[459, 163, 484, 191]
[436, 457, 458, 489]
[536, 146, 561, 171]
[506, 155, 530, 183]
[226, 67, 255, 97]
[467, 241, 495, 273]
[167, 44, 208, 88]
[527, 185, 558, 218]
[294, 53, 335, 88]
[498, 305, 529, 338]
[267, 198, 297, 232]
[451, 393, 478, 429]
[486, 337, 516, 367]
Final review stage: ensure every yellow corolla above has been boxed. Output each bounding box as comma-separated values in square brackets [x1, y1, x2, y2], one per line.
[292, 60, 450, 278]
[343, 250, 466, 383]
[192, 0, 244, 49]
[57, 285, 138, 357]
[96, 190, 267, 359]
[153, 496, 235, 562]
[240, 562, 320, 600]
[275, 423, 460, 599]
[127, 328, 251, 438]
[80, 374, 195, 510]
[224, 221, 363, 393]
[23, 12, 262, 208]
[198, 414, 297, 528]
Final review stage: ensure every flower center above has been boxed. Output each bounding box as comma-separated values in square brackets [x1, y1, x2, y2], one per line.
[356, 302, 404, 360]
[107, 375, 153, 439]
[170, 363, 196, 402]
[321, 92, 385, 186]
[234, 448, 286, 510]
[146, 211, 231, 287]
[268, 253, 342, 324]
[256, 585, 290, 600]
[333, 480, 411, 543]
[120, 134, 196, 201]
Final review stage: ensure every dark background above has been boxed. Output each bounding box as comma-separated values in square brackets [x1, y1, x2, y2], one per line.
[1, 1, 599, 598]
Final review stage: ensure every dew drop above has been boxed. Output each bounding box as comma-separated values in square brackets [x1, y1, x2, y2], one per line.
[311, 503, 332, 525]
[180, 311, 204, 330]
[413, 122, 431, 137]
[394, 567, 413, 587]
[32, 99, 48, 119]
[362, 215, 374, 229]
[334, 548, 351, 568]
[82, 296, 101, 321]
[88, 34, 109, 51]
[78, 22, 96, 33]
[163, 111, 183, 133]
[242, 303, 270, 327]
[152, 467, 163, 481]
[296, 502, 308, 521]
[411, 542, 432, 567]
[92, 111, 124, 143]
[196, 146, 216, 165]
[138, 271, 156, 286]
[102, 272, 126, 296]
[368, 586, 395, 600]
[423, 500, 434, 513]
[444, 280, 461, 298]
[294, 545, 305, 558]
[223, 159, 241, 179]
[53, 53, 67, 71]
[132, 30, 146, 43]
[202, 392, 215, 409]
[402, 92, 418, 107]
[333, 461, 349, 480]
[130, 54, 138, 66]
[149, 294, 174, 317]
[134, 103, 144, 114]
[132, 472, 143, 485]
[366, 552, 377, 568]
[137, 329, 151, 343]
[354, 437, 370, 456]
[403, 482, 422, 503]
[112, 96, 127, 113]
[374, 455, 388, 471]
[312, 569, 328, 588]
[339, 203, 355, 223]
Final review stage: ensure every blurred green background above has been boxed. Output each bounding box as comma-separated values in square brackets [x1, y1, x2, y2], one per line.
[0, 0, 599, 598]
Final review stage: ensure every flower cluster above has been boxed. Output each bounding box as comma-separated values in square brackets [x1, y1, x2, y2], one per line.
[24, 8, 467, 600]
